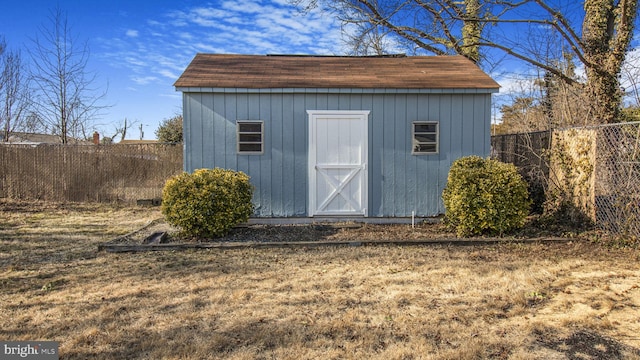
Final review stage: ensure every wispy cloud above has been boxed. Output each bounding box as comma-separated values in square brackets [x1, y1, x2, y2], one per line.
[160, 92, 181, 99]
[100, 0, 345, 91]
[163, 0, 343, 54]
[125, 29, 139, 38]
[124, 56, 147, 68]
[158, 69, 179, 80]
[132, 76, 159, 85]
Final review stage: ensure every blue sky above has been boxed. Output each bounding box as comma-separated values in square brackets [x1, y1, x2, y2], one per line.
[0, 0, 345, 140]
[4, 1, 637, 140]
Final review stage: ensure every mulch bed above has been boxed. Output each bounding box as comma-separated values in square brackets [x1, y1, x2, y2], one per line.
[99, 219, 572, 253]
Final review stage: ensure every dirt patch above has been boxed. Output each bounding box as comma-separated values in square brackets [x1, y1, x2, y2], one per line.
[108, 220, 462, 245]
[107, 212, 595, 246]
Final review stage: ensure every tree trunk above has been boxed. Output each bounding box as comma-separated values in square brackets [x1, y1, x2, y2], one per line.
[582, 0, 637, 124]
[462, 0, 481, 63]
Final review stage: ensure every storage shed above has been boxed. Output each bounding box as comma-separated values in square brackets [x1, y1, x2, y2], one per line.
[174, 54, 500, 218]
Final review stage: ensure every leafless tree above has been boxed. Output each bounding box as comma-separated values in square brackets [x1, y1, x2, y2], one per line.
[293, 0, 638, 124]
[620, 49, 640, 109]
[1, 44, 32, 142]
[345, 22, 397, 55]
[108, 117, 138, 143]
[0, 38, 4, 72]
[28, 6, 108, 144]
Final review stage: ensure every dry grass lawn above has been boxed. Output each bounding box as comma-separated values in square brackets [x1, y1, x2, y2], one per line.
[1, 200, 640, 359]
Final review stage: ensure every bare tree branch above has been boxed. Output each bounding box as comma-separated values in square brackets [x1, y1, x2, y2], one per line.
[28, 6, 109, 143]
[291, 0, 638, 124]
[1, 41, 32, 141]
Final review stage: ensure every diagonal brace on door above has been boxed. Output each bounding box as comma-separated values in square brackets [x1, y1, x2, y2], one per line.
[315, 164, 364, 212]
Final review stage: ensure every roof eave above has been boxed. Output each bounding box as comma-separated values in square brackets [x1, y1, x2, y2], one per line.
[175, 86, 500, 94]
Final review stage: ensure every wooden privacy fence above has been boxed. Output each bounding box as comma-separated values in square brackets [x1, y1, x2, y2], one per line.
[492, 122, 640, 238]
[491, 130, 551, 213]
[0, 144, 183, 203]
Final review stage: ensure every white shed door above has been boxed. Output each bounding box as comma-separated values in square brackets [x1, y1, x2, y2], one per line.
[308, 110, 369, 217]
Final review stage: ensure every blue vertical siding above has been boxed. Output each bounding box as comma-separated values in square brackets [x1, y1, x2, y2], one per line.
[182, 94, 190, 170]
[189, 93, 204, 169]
[382, 94, 396, 215]
[405, 94, 419, 213]
[394, 94, 407, 215]
[201, 93, 215, 168]
[212, 94, 226, 168]
[223, 93, 237, 170]
[279, 95, 295, 214]
[370, 94, 385, 215]
[182, 89, 495, 217]
[437, 95, 453, 214]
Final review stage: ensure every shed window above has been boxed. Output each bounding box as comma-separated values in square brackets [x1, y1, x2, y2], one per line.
[412, 122, 439, 154]
[237, 121, 264, 154]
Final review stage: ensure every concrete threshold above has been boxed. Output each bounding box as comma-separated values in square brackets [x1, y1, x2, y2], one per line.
[246, 216, 442, 225]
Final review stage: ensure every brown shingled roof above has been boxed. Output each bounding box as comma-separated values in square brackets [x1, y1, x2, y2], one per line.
[174, 54, 500, 90]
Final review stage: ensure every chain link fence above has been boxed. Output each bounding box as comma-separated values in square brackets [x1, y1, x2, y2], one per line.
[492, 122, 640, 239]
[592, 122, 640, 238]
[0, 144, 183, 203]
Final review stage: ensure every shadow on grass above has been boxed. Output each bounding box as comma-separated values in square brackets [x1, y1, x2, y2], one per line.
[539, 330, 640, 360]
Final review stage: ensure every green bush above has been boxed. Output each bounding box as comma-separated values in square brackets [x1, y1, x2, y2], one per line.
[442, 156, 531, 237]
[161, 168, 254, 238]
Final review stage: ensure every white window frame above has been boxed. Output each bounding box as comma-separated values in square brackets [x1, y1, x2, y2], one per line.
[236, 121, 264, 155]
[412, 121, 439, 155]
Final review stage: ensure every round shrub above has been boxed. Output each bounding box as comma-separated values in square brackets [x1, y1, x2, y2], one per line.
[442, 156, 531, 237]
[161, 168, 254, 238]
